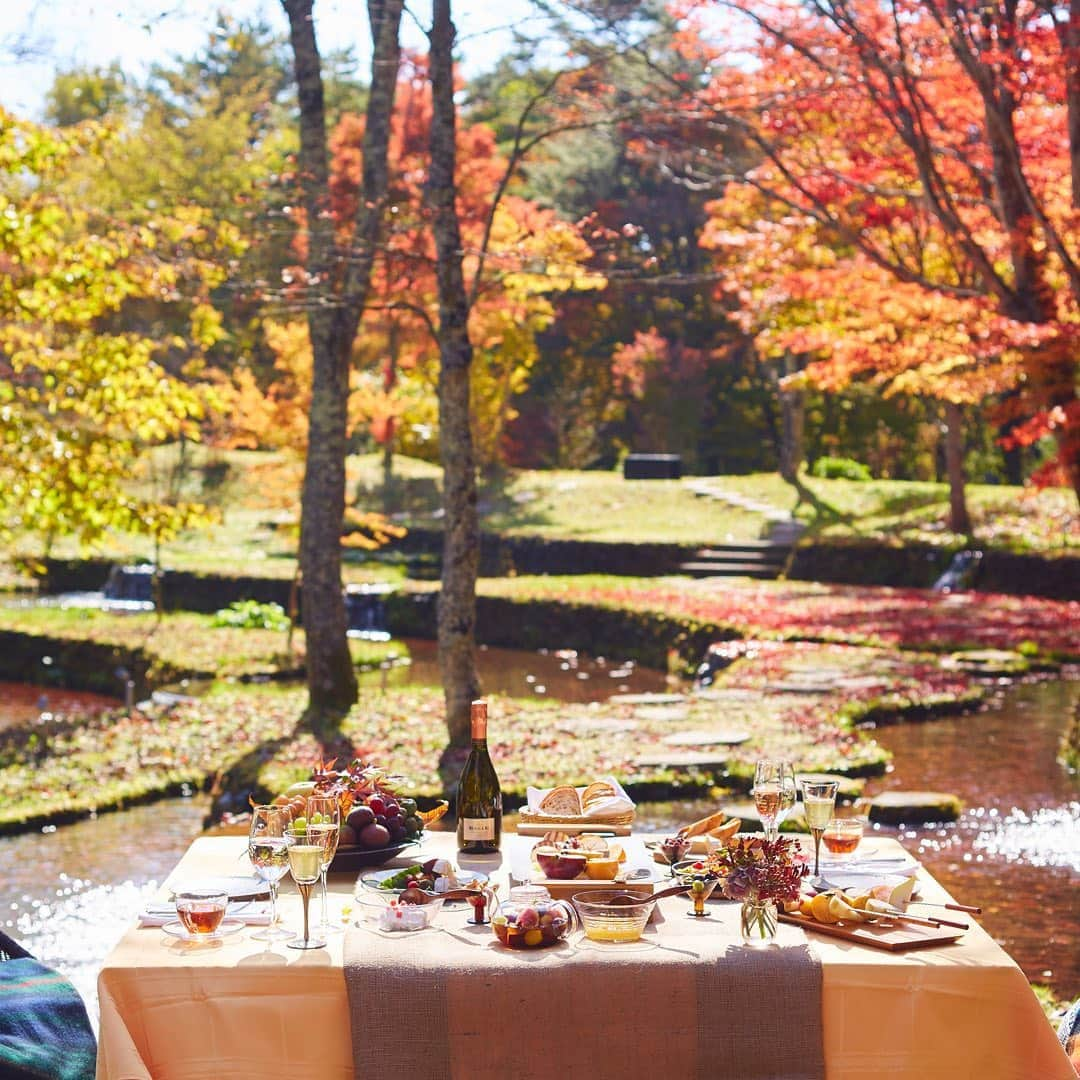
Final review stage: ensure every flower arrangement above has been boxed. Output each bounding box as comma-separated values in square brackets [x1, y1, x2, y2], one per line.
[705, 836, 809, 904]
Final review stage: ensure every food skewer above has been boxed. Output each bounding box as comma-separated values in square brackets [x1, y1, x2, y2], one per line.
[875, 906, 969, 931]
[908, 901, 982, 915]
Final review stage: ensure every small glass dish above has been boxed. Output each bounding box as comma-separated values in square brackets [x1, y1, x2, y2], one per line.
[174, 889, 229, 936]
[571, 890, 656, 943]
[368, 897, 444, 932]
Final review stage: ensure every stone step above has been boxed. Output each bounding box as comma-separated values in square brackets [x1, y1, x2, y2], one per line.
[678, 562, 782, 579]
[695, 548, 789, 562]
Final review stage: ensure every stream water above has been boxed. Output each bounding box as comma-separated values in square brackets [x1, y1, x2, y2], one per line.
[1, 658, 1077, 1025]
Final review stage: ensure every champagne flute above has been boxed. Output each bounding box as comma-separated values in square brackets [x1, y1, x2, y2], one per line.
[286, 824, 326, 951]
[248, 805, 295, 942]
[753, 760, 795, 842]
[801, 779, 839, 878]
[306, 795, 342, 936]
[776, 766, 798, 830]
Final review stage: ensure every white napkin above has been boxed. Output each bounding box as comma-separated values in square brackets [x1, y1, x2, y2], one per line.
[526, 775, 635, 817]
[138, 900, 272, 927]
[819, 856, 921, 876]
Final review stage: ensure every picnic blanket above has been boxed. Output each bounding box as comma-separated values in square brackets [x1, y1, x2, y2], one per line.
[0, 931, 96, 1080]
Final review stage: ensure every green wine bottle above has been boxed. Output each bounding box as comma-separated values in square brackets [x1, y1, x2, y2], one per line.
[456, 699, 502, 854]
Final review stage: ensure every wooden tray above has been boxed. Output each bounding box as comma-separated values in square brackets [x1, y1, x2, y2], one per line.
[515, 821, 634, 837]
[778, 912, 965, 952]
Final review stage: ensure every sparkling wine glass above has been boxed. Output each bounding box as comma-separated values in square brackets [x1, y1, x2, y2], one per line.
[801, 779, 839, 878]
[248, 805, 295, 941]
[286, 824, 326, 951]
[753, 760, 796, 842]
[306, 795, 342, 935]
[776, 766, 798, 831]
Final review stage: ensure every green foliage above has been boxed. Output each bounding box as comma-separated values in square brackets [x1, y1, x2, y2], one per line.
[811, 456, 873, 482]
[211, 600, 290, 631]
[45, 63, 128, 126]
[0, 109, 243, 550]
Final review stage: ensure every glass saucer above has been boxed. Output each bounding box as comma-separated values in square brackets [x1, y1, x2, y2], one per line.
[162, 919, 245, 941]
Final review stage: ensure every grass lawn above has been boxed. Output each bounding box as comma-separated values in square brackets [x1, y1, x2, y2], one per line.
[0, 606, 408, 680]
[7, 448, 1075, 578]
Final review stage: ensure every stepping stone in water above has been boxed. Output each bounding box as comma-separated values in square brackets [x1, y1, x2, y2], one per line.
[940, 650, 1030, 676]
[557, 717, 640, 735]
[765, 681, 837, 694]
[831, 676, 890, 691]
[693, 688, 760, 702]
[662, 729, 751, 748]
[608, 692, 687, 706]
[633, 705, 691, 723]
[869, 791, 963, 826]
[634, 750, 729, 769]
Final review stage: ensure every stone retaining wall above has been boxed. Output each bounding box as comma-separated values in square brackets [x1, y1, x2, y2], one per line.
[0, 629, 185, 698]
[788, 543, 1079, 599]
[386, 591, 734, 672]
[387, 528, 696, 577]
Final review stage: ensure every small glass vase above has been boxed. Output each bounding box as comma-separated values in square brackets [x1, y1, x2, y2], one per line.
[740, 897, 778, 946]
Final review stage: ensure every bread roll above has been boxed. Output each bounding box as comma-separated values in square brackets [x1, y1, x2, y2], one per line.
[538, 785, 582, 815]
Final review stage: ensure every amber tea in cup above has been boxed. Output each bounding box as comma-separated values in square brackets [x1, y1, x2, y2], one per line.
[175, 890, 229, 935]
[821, 818, 864, 858]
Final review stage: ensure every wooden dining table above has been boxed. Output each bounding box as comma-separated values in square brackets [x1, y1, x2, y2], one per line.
[95, 832, 1073, 1079]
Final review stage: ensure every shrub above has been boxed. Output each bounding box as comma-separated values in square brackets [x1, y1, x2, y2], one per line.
[811, 456, 873, 482]
[211, 600, 290, 632]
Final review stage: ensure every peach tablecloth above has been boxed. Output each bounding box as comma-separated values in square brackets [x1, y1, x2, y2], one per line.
[96, 834, 1073, 1080]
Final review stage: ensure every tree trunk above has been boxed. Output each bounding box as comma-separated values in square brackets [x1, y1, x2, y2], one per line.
[283, 0, 404, 720]
[429, 0, 481, 747]
[778, 355, 805, 485]
[945, 402, 971, 535]
[382, 319, 398, 514]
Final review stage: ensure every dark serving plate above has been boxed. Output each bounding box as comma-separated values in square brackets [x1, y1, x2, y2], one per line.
[329, 840, 421, 872]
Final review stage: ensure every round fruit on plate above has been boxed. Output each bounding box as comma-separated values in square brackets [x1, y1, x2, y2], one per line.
[270, 757, 448, 869]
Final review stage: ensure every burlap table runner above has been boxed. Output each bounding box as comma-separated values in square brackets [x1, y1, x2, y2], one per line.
[344, 895, 823, 1079]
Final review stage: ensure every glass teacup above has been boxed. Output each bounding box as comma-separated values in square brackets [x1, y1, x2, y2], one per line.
[820, 818, 864, 861]
[175, 889, 229, 935]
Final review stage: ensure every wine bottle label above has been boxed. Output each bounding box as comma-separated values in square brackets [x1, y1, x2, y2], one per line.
[462, 817, 495, 841]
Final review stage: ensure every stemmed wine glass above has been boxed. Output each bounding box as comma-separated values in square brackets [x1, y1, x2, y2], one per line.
[306, 795, 342, 936]
[753, 760, 797, 842]
[801, 779, 839, 878]
[248, 805, 295, 942]
[286, 824, 327, 951]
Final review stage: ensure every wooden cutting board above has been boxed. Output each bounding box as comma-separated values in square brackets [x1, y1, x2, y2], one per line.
[511, 874, 656, 900]
[778, 912, 965, 952]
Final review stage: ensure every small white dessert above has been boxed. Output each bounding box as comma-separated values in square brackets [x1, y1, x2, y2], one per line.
[378, 900, 431, 931]
[430, 858, 458, 891]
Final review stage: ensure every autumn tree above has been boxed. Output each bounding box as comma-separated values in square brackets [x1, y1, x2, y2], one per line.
[667, 0, 1080, 508]
[0, 111, 237, 551]
[281, 0, 404, 720]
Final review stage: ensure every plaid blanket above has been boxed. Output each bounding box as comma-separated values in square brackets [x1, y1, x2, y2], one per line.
[0, 932, 96, 1080]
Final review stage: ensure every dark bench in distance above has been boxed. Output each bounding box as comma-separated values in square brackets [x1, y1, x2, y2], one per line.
[623, 454, 682, 480]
